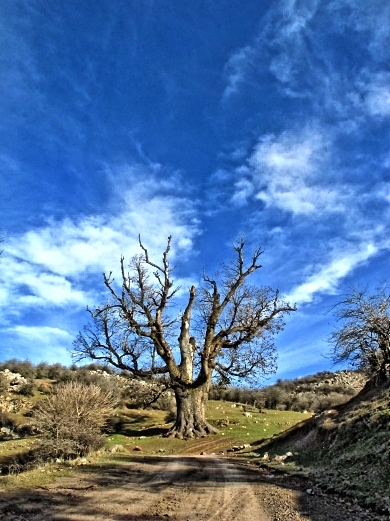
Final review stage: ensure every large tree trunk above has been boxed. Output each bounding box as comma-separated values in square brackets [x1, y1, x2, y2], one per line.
[165, 385, 219, 439]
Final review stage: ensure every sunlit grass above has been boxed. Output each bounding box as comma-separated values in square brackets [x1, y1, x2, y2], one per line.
[0, 399, 310, 491]
[105, 401, 309, 456]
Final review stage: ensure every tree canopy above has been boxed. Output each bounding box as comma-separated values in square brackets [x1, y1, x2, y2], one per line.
[329, 287, 390, 380]
[73, 236, 296, 437]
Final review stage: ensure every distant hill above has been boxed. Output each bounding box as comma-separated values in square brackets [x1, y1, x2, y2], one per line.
[256, 377, 390, 515]
[210, 370, 367, 413]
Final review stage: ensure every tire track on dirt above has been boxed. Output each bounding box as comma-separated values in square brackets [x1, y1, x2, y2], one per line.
[42, 456, 271, 521]
[165, 456, 270, 521]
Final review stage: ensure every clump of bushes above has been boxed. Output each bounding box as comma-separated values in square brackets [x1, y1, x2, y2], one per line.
[33, 381, 117, 460]
[0, 411, 16, 430]
[0, 359, 37, 379]
[208, 370, 365, 413]
[17, 381, 35, 397]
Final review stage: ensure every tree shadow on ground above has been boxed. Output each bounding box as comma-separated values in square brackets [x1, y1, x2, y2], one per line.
[115, 411, 170, 437]
[118, 425, 169, 437]
[0, 455, 372, 521]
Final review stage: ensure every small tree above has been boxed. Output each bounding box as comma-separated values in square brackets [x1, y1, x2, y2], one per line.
[73, 236, 295, 438]
[329, 287, 390, 380]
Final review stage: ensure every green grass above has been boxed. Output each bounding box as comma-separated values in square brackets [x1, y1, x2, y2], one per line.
[105, 401, 309, 456]
[0, 399, 308, 491]
[254, 380, 390, 515]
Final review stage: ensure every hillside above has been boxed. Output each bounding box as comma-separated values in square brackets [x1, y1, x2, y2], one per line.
[210, 369, 367, 413]
[0, 361, 388, 518]
[255, 377, 390, 515]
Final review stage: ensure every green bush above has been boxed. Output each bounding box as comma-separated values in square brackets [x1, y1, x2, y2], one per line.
[0, 411, 16, 430]
[0, 359, 36, 379]
[17, 381, 35, 397]
[47, 363, 68, 380]
[35, 362, 51, 379]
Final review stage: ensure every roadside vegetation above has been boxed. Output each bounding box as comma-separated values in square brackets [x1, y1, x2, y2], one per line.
[0, 360, 366, 469]
[209, 369, 366, 412]
[254, 378, 390, 516]
[0, 359, 387, 517]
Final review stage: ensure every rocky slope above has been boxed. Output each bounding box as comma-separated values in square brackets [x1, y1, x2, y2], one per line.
[256, 377, 390, 516]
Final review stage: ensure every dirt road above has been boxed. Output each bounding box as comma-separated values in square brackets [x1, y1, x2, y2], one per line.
[0, 456, 382, 521]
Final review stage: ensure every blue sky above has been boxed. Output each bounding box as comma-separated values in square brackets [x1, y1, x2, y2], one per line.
[1, 0, 390, 383]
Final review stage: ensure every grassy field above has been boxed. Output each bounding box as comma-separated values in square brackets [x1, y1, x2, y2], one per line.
[0, 400, 309, 489]
[105, 400, 308, 455]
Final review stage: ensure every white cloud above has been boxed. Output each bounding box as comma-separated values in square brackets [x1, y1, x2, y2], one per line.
[267, 0, 320, 85]
[247, 127, 339, 215]
[7, 325, 73, 342]
[377, 182, 390, 203]
[3, 326, 73, 365]
[327, 0, 390, 63]
[0, 167, 200, 317]
[220, 1, 320, 97]
[264, 0, 390, 124]
[231, 179, 254, 207]
[222, 45, 255, 101]
[364, 85, 390, 117]
[254, 131, 321, 171]
[342, 73, 390, 119]
[285, 242, 379, 304]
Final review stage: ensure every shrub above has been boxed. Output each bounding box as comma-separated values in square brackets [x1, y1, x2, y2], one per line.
[57, 369, 123, 401]
[0, 373, 9, 394]
[263, 387, 284, 409]
[37, 382, 52, 394]
[0, 359, 36, 379]
[35, 362, 50, 379]
[0, 411, 16, 430]
[47, 363, 68, 380]
[15, 423, 40, 436]
[149, 391, 176, 411]
[33, 381, 117, 459]
[121, 379, 169, 409]
[17, 381, 35, 397]
[290, 396, 307, 412]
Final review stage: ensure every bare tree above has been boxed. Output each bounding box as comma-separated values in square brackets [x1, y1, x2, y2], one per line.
[329, 287, 390, 380]
[73, 236, 296, 438]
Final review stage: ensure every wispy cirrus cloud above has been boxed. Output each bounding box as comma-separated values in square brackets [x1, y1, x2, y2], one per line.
[267, 0, 320, 86]
[327, 0, 390, 62]
[237, 122, 390, 302]
[216, 0, 390, 314]
[224, 117, 390, 306]
[357, 73, 390, 118]
[268, 0, 390, 128]
[2, 326, 74, 365]
[222, 45, 256, 102]
[220, 0, 390, 121]
[285, 242, 380, 304]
